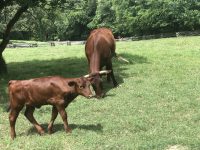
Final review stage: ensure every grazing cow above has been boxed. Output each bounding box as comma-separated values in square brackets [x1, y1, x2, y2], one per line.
[8, 71, 109, 139]
[85, 28, 118, 98]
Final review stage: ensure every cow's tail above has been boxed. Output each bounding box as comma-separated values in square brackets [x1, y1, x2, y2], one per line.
[113, 52, 130, 63]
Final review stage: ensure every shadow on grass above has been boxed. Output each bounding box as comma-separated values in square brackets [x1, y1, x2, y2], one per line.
[26, 123, 103, 136]
[0, 53, 148, 110]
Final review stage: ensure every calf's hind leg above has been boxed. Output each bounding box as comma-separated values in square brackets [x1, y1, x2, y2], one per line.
[24, 106, 45, 135]
[9, 106, 23, 139]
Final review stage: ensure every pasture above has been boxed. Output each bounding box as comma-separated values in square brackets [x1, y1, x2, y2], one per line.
[1, 36, 200, 149]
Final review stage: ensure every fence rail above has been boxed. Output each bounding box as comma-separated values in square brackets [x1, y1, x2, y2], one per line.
[6, 30, 200, 48]
[116, 30, 200, 41]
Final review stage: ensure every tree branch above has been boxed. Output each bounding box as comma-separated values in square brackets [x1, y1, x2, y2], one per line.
[0, 0, 13, 11]
[0, 4, 29, 53]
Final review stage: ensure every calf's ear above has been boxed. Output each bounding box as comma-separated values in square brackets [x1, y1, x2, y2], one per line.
[68, 81, 76, 87]
[87, 76, 96, 82]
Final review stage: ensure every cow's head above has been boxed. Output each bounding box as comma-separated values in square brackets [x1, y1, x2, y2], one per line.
[68, 77, 95, 98]
[84, 70, 111, 98]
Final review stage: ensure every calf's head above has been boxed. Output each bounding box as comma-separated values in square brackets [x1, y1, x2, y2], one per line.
[68, 77, 95, 98]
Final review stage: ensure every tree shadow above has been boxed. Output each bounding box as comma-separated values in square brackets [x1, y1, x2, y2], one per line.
[0, 53, 148, 110]
[26, 123, 103, 136]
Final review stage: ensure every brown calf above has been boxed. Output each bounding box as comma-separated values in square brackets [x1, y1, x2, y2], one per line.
[8, 75, 96, 139]
[85, 28, 118, 98]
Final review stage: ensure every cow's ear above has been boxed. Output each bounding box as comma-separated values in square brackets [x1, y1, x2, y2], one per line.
[68, 81, 76, 87]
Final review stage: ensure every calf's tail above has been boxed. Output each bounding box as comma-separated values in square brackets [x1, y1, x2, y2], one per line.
[7, 80, 13, 112]
[7, 90, 11, 112]
[7, 103, 11, 112]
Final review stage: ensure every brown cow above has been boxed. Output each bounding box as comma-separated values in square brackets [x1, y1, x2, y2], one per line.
[8, 72, 109, 139]
[85, 28, 118, 98]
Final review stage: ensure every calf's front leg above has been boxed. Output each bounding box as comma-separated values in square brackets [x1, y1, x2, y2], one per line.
[56, 105, 71, 133]
[48, 106, 58, 134]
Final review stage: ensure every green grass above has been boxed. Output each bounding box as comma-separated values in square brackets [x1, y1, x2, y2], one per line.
[1, 36, 200, 149]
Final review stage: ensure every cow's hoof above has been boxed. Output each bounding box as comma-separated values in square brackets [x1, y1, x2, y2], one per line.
[96, 96, 102, 99]
[113, 83, 118, 88]
[96, 93, 105, 99]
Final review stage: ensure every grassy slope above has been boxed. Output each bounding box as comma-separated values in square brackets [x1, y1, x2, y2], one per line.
[1, 36, 200, 149]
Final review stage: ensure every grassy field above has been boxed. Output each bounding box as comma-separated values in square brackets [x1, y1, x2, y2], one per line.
[1, 36, 200, 149]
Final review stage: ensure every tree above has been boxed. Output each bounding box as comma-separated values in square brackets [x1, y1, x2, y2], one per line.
[88, 0, 115, 30]
[0, 2, 29, 74]
[61, 0, 97, 40]
[112, 0, 137, 36]
[0, 0, 78, 74]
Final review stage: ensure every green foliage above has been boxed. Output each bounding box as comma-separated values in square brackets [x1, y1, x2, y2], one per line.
[1, 0, 200, 40]
[21, 0, 97, 41]
[112, 0, 136, 36]
[63, 0, 97, 40]
[88, 0, 115, 29]
[111, 0, 200, 35]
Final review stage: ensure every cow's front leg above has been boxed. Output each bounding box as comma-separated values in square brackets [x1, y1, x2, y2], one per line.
[106, 62, 118, 87]
[24, 106, 45, 135]
[95, 84, 105, 99]
[48, 106, 58, 134]
[56, 105, 71, 133]
[93, 77, 104, 98]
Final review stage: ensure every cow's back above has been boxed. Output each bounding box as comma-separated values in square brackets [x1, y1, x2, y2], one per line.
[85, 28, 116, 60]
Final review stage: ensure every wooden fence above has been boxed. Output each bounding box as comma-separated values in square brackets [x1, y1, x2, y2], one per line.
[6, 30, 200, 48]
[116, 30, 200, 41]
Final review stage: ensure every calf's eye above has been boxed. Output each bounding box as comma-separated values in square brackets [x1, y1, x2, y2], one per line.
[79, 86, 84, 89]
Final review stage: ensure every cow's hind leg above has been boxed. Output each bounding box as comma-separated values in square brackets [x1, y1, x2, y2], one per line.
[9, 106, 23, 139]
[24, 106, 45, 135]
[106, 62, 118, 87]
[48, 106, 58, 134]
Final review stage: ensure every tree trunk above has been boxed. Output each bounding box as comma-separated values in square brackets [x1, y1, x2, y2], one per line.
[0, 54, 7, 75]
[0, 4, 28, 75]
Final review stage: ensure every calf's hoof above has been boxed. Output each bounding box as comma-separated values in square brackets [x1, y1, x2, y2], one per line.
[66, 128, 72, 133]
[48, 129, 53, 134]
[11, 134, 16, 140]
[39, 130, 45, 135]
